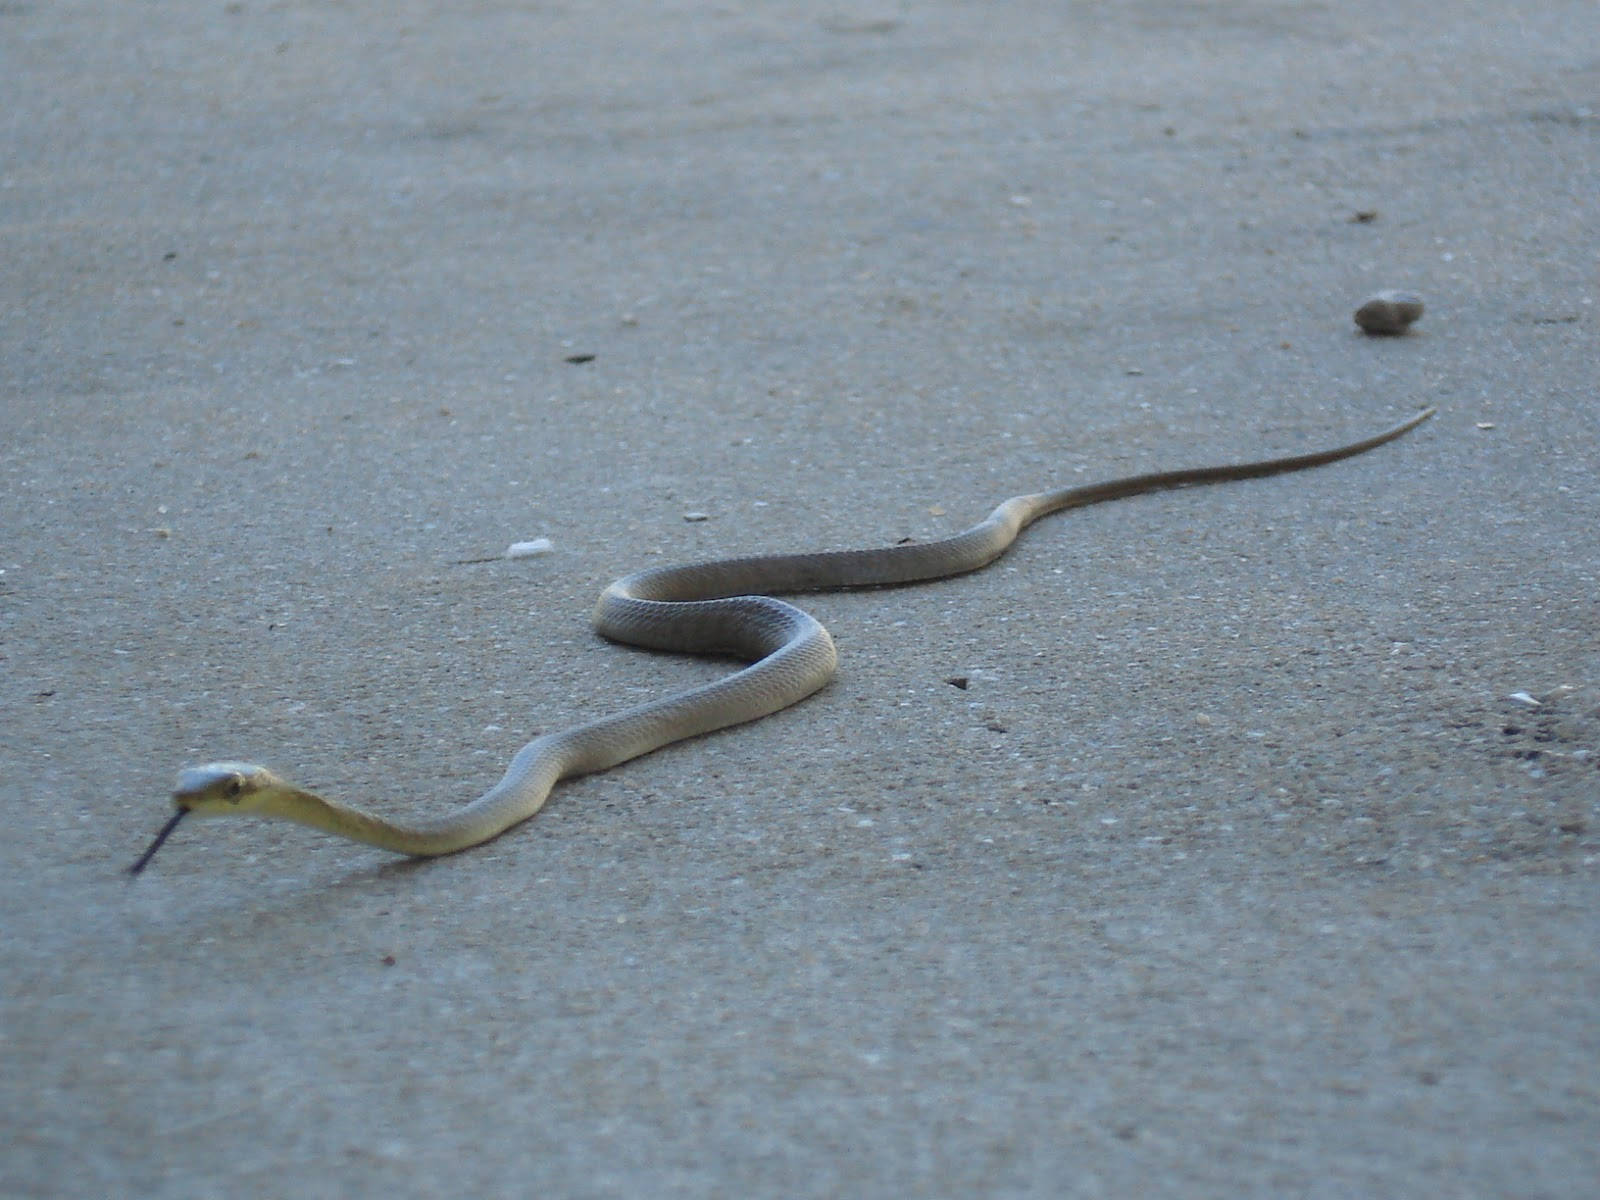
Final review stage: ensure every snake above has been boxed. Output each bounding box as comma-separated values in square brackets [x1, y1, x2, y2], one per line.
[128, 407, 1434, 873]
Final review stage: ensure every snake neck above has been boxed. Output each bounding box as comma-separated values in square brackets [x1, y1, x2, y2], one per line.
[254, 784, 515, 858]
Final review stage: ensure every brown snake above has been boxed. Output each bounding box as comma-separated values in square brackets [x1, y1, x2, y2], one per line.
[130, 407, 1433, 872]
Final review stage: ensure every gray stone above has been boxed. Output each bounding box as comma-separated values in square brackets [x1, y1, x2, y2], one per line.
[1355, 290, 1427, 334]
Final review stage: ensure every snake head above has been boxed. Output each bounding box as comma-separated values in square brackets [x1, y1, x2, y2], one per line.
[128, 763, 297, 875]
[173, 762, 286, 816]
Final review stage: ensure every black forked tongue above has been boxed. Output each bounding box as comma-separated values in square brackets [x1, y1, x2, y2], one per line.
[127, 808, 188, 876]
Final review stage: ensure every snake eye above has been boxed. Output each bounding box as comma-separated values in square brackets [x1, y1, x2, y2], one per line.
[226, 777, 245, 800]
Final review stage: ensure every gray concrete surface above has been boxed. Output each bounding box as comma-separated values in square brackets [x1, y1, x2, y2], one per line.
[3, 2, 1597, 1195]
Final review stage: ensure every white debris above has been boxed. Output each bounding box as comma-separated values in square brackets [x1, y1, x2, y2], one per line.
[1507, 691, 1540, 707]
[505, 538, 554, 559]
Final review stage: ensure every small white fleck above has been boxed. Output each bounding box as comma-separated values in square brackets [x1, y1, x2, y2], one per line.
[505, 538, 553, 558]
[1507, 692, 1540, 707]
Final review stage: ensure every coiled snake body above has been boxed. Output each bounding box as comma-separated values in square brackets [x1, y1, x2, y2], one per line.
[130, 408, 1433, 872]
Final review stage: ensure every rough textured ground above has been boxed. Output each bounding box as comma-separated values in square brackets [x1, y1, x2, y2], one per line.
[3, 2, 1596, 1196]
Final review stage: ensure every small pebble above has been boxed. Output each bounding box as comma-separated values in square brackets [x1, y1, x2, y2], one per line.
[1354, 290, 1425, 334]
[683, 511, 710, 523]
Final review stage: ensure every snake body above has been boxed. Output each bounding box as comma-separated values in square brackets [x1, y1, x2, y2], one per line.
[129, 408, 1433, 872]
